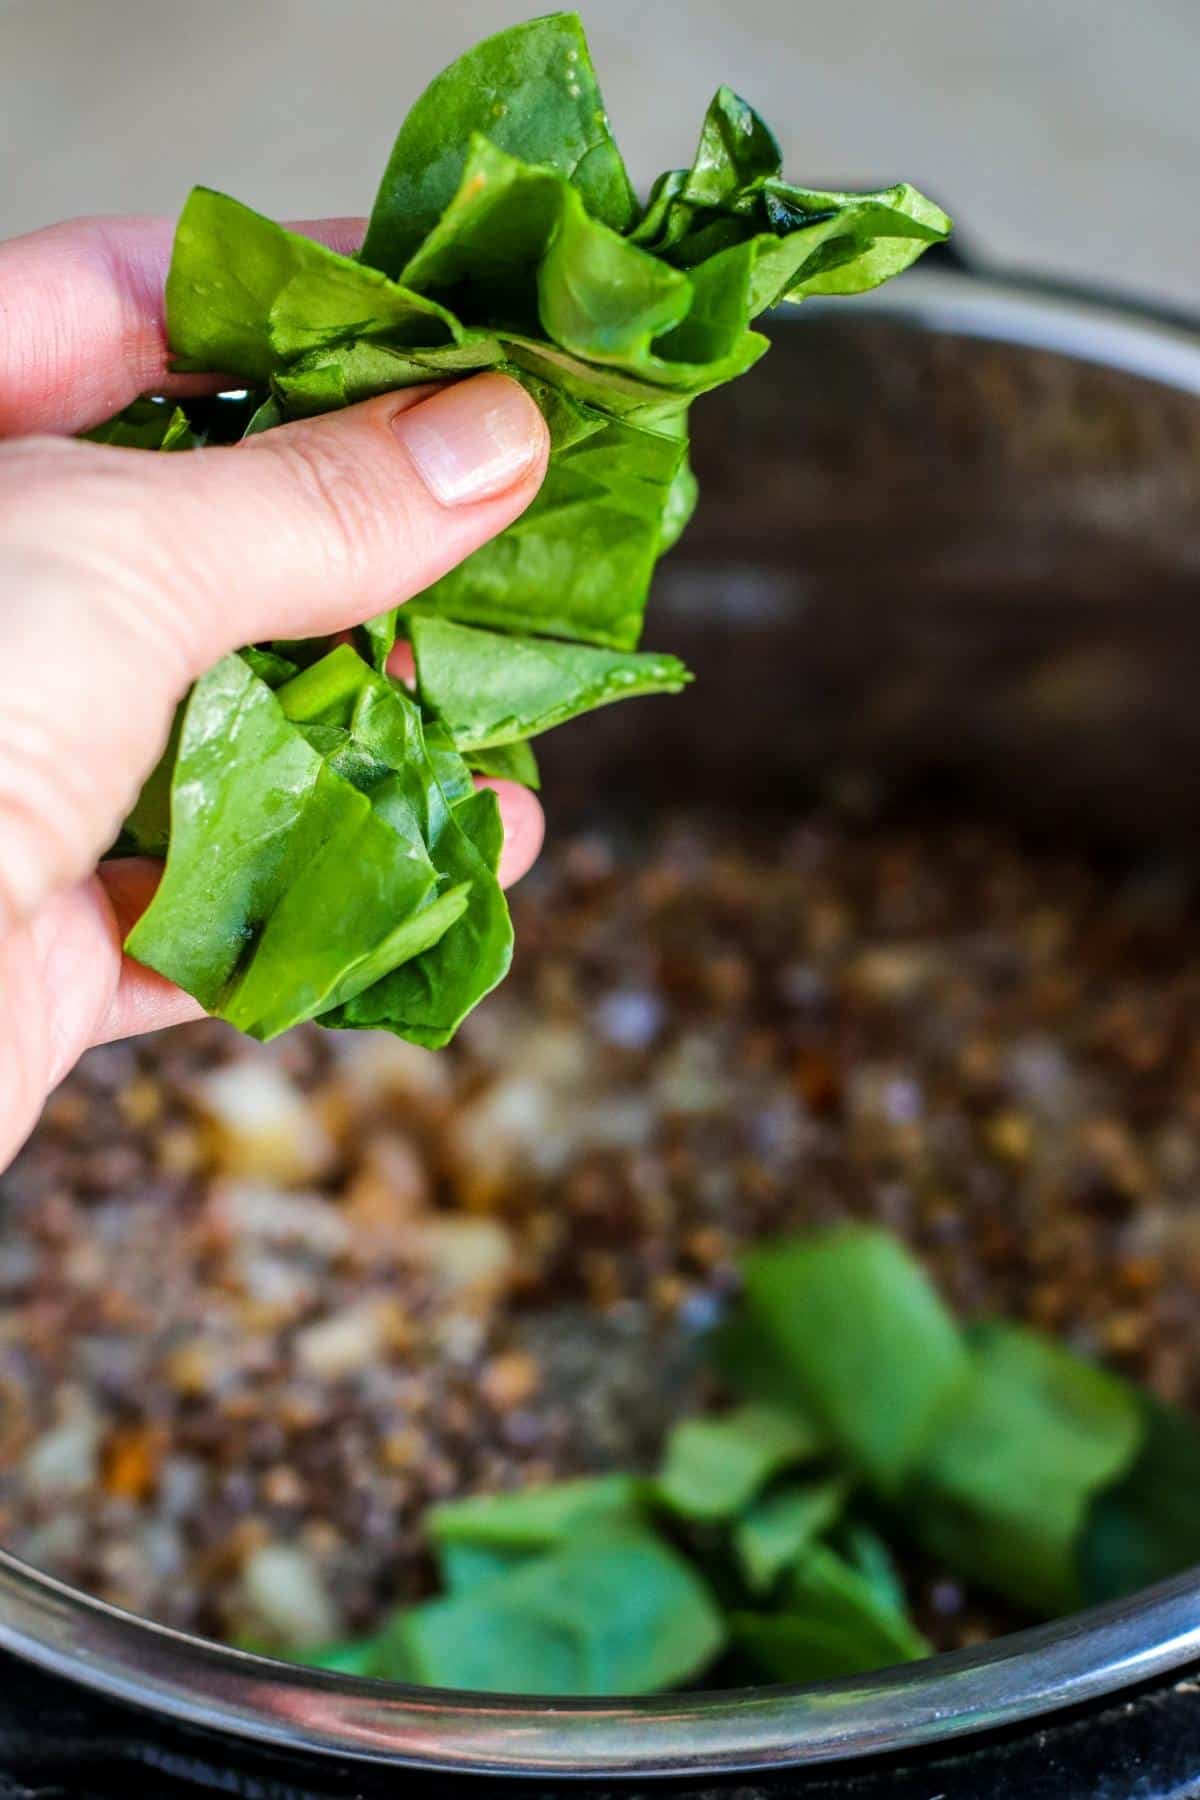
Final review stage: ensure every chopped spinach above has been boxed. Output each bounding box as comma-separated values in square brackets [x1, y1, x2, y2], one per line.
[731, 1542, 930, 1683]
[396, 1526, 725, 1695]
[410, 615, 691, 751]
[465, 739, 541, 790]
[267, 1226, 1200, 1698]
[906, 1323, 1143, 1615]
[84, 397, 196, 450]
[428, 1472, 646, 1553]
[96, 12, 948, 1043]
[125, 650, 503, 1042]
[654, 1401, 825, 1522]
[734, 1476, 852, 1593]
[1080, 1393, 1200, 1605]
[738, 1228, 971, 1493]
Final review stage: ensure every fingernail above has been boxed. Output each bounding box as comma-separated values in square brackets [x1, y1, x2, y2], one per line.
[396, 373, 543, 507]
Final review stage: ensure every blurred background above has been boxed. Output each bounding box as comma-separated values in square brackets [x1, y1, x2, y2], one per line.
[1, 0, 1196, 309]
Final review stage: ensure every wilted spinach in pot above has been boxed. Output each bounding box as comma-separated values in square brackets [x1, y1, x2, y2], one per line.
[94, 12, 949, 1044]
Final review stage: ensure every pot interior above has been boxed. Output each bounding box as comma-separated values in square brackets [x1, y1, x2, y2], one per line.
[3, 272, 1200, 1777]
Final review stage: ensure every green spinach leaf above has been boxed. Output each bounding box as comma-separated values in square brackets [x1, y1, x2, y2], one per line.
[407, 407, 688, 648]
[1080, 1394, 1200, 1604]
[835, 1521, 910, 1621]
[166, 187, 460, 379]
[734, 1477, 851, 1593]
[274, 648, 513, 1047]
[411, 614, 691, 749]
[655, 1402, 824, 1523]
[361, 13, 637, 277]
[466, 739, 541, 789]
[84, 398, 196, 449]
[737, 1228, 971, 1494]
[731, 1542, 929, 1683]
[429, 1473, 645, 1552]
[125, 653, 480, 1040]
[397, 1525, 725, 1695]
[907, 1323, 1144, 1615]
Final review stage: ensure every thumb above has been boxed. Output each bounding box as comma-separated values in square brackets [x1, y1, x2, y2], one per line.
[0, 373, 548, 931]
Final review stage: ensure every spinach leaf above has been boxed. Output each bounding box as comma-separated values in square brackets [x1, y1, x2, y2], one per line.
[681, 87, 783, 212]
[409, 408, 687, 648]
[322, 784, 510, 1049]
[84, 398, 196, 449]
[239, 646, 301, 689]
[275, 333, 503, 416]
[124, 653, 479, 1041]
[397, 1525, 725, 1695]
[749, 183, 952, 311]
[1080, 1394, 1200, 1604]
[907, 1324, 1144, 1616]
[112, 632, 297, 856]
[835, 1521, 910, 1621]
[466, 739, 541, 790]
[731, 1543, 929, 1683]
[361, 13, 637, 278]
[166, 187, 460, 380]
[734, 1477, 851, 1593]
[112, 706, 184, 857]
[629, 83, 949, 319]
[631, 88, 782, 259]
[274, 649, 513, 1048]
[437, 1542, 534, 1594]
[411, 614, 691, 750]
[737, 1229, 971, 1494]
[429, 1473, 645, 1553]
[104, 14, 947, 1045]
[655, 1402, 824, 1523]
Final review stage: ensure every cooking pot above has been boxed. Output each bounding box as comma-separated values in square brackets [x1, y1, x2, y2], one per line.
[3, 258, 1200, 1795]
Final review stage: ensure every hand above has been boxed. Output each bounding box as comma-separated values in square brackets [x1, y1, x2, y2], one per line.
[0, 215, 550, 1167]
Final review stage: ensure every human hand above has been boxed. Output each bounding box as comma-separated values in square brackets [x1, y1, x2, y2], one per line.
[0, 214, 550, 1167]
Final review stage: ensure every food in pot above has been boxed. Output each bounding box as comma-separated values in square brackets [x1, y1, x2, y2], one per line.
[4, 808, 1199, 1689]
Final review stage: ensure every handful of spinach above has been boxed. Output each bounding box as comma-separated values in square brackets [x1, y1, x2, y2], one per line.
[102, 13, 949, 1044]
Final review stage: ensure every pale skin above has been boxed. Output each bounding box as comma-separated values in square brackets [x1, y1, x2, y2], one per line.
[0, 215, 551, 1168]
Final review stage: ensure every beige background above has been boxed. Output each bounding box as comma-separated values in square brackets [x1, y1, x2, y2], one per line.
[0, 0, 1197, 310]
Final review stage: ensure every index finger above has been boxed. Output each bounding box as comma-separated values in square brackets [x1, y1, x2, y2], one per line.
[0, 213, 366, 438]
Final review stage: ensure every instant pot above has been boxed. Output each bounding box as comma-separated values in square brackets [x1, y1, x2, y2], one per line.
[4, 256, 1200, 1797]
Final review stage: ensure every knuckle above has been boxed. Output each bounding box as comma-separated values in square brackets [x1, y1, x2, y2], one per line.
[272, 431, 388, 577]
[263, 423, 426, 589]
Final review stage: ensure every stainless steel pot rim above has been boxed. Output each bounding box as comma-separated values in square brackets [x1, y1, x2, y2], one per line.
[843, 265, 1200, 396]
[4, 267, 1200, 1779]
[2, 1549, 1200, 1777]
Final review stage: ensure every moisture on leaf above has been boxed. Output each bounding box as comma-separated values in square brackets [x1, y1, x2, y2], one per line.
[411, 614, 691, 750]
